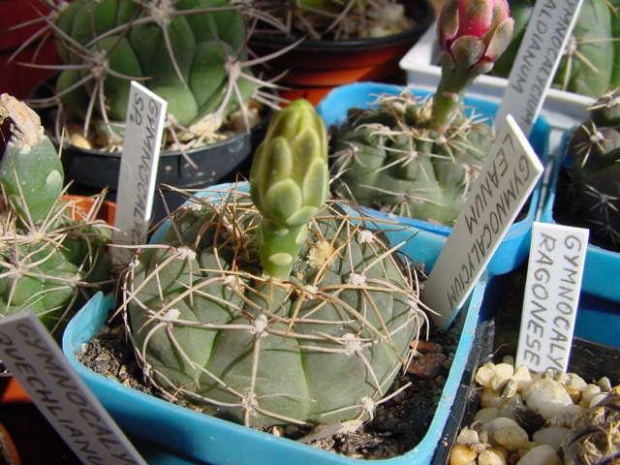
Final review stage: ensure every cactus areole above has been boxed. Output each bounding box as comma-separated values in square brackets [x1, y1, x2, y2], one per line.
[124, 100, 426, 428]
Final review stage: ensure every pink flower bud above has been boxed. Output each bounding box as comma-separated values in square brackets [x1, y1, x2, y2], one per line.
[437, 0, 514, 75]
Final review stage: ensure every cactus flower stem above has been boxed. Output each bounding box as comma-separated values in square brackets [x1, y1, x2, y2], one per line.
[250, 99, 329, 279]
[430, 0, 514, 131]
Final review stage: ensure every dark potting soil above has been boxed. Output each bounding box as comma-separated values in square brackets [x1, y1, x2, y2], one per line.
[77, 315, 462, 460]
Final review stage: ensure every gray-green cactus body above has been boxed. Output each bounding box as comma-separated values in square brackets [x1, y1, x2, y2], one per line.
[331, 90, 493, 225]
[125, 194, 422, 427]
[494, 0, 617, 98]
[0, 94, 111, 335]
[54, 0, 252, 128]
[566, 89, 620, 251]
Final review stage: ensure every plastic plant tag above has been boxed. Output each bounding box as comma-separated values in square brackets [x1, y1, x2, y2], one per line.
[113, 81, 167, 265]
[495, 0, 584, 136]
[516, 222, 589, 373]
[423, 115, 544, 329]
[0, 311, 147, 465]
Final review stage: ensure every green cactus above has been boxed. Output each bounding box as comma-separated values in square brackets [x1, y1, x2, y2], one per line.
[330, 0, 512, 225]
[493, 0, 619, 98]
[563, 386, 620, 465]
[0, 94, 111, 336]
[331, 91, 493, 224]
[123, 100, 425, 428]
[565, 89, 620, 251]
[26, 0, 276, 148]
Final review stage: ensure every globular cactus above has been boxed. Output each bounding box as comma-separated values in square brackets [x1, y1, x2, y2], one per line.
[493, 0, 619, 98]
[123, 99, 426, 428]
[26, 0, 275, 148]
[565, 89, 620, 251]
[563, 386, 620, 464]
[0, 94, 111, 335]
[331, 0, 513, 225]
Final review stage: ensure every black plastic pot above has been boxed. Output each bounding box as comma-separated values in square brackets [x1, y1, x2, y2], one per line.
[432, 269, 620, 464]
[62, 120, 268, 224]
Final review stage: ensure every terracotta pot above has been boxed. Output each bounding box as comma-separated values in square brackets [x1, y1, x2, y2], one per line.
[249, 0, 435, 105]
[61, 194, 117, 225]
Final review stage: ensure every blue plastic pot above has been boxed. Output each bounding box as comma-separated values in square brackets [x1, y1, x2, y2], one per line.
[62, 184, 487, 465]
[541, 152, 620, 304]
[317, 82, 550, 276]
[540, 151, 620, 346]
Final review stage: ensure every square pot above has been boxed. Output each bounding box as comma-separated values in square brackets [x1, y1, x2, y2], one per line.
[62, 183, 488, 465]
[316, 82, 550, 276]
[540, 151, 620, 342]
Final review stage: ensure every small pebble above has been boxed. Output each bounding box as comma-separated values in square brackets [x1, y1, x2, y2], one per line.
[532, 427, 571, 450]
[588, 392, 608, 407]
[478, 448, 506, 465]
[597, 376, 612, 392]
[502, 355, 515, 367]
[567, 373, 587, 391]
[524, 379, 573, 420]
[456, 427, 479, 446]
[411, 340, 443, 354]
[476, 363, 497, 388]
[498, 396, 524, 421]
[501, 379, 519, 399]
[449, 444, 477, 465]
[491, 364, 515, 391]
[474, 407, 500, 424]
[482, 418, 528, 451]
[512, 366, 533, 391]
[580, 384, 601, 406]
[407, 353, 447, 379]
[516, 444, 560, 465]
[557, 404, 583, 429]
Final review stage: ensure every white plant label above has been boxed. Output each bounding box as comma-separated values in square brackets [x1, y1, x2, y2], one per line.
[423, 115, 544, 329]
[495, 0, 584, 135]
[516, 222, 589, 373]
[113, 81, 167, 264]
[0, 311, 146, 465]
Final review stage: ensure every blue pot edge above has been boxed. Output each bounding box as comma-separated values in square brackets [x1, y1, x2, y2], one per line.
[540, 143, 620, 303]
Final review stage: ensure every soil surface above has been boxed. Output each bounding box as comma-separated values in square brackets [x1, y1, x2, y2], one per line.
[77, 313, 463, 460]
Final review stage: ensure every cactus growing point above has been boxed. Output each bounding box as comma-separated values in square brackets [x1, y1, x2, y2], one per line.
[124, 100, 426, 428]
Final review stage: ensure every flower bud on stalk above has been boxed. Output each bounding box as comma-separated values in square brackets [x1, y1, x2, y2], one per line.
[431, 0, 514, 130]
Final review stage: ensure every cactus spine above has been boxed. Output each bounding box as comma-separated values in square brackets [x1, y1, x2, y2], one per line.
[0, 94, 111, 335]
[123, 100, 426, 428]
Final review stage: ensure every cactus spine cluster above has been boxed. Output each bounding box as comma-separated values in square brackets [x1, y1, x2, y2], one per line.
[331, 0, 513, 225]
[565, 89, 620, 251]
[29, 0, 273, 148]
[123, 100, 426, 428]
[0, 94, 111, 335]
